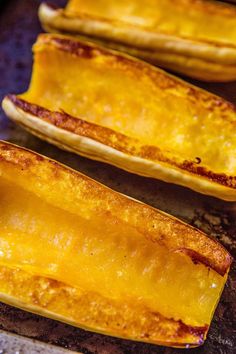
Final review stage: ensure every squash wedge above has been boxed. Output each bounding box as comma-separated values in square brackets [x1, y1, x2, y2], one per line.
[38, 0, 236, 82]
[2, 34, 236, 201]
[0, 140, 232, 347]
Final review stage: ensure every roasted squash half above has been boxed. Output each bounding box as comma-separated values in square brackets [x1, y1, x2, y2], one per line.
[2, 34, 236, 201]
[38, 0, 236, 82]
[0, 140, 232, 347]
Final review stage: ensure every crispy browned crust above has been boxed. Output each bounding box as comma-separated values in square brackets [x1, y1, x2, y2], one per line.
[8, 93, 236, 191]
[0, 139, 232, 276]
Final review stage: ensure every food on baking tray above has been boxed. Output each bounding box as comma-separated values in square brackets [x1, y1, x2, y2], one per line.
[0, 140, 232, 347]
[38, 0, 236, 81]
[2, 34, 236, 201]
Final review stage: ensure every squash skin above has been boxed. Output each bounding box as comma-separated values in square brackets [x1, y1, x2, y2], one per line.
[2, 34, 236, 201]
[38, 1, 236, 82]
[0, 140, 232, 347]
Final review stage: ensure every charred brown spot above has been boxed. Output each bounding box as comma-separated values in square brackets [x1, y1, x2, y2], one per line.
[35, 154, 44, 162]
[181, 160, 236, 189]
[177, 320, 208, 345]
[177, 247, 232, 277]
[47, 36, 110, 60]
[176, 248, 220, 274]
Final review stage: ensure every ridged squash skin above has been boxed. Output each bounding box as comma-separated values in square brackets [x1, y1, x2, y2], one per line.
[38, 0, 236, 81]
[2, 34, 236, 201]
[0, 140, 232, 348]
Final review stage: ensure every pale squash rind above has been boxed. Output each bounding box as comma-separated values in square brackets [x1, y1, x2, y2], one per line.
[2, 34, 236, 201]
[2, 95, 236, 202]
[38, 2, 236, 82]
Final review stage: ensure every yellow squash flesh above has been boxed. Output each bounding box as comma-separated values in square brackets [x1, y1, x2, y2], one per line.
[39, 0, 236, 81]
[2, 34, 236, 201]
[0, 140, 232, 347]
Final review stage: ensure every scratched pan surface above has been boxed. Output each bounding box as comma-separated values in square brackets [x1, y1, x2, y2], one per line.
[0, 1, 235, 353]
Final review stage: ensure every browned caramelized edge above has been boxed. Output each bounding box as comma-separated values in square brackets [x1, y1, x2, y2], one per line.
[176, 248, 217, 269]
[8, 94, 236, 190]
[0, 139, 232, 277]
[42, 34, 236, 80]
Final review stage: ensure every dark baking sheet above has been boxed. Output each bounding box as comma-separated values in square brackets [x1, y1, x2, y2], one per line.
[0, 330, 80, 354]
[0, 1, 235, 353]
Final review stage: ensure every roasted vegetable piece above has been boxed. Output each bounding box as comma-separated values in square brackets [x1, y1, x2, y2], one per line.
[0, 140, 232, 348]
[2, 34, 236, 200]
[39, 0, 236, 81]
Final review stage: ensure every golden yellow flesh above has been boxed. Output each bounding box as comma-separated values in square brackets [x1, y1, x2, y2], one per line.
[66, 0, 236, 45]
[0, 176, 225, 327]
[0, 140, 232, 346]
[21, 43, 236, 175]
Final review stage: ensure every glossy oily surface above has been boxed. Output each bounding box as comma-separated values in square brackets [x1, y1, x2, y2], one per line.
[0, 140, 231, 347]
[21, 37, 236, 174]
[0, 1, 235, 353]
[3, 34, 236, 200]
[0, 178, 224, 326]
